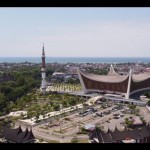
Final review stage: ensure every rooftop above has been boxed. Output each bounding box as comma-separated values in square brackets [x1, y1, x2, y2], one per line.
[78, 65, 150, 83]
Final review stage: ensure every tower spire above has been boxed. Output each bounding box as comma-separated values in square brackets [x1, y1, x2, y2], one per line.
[42, 43, 46, 68]
[42, 43, 45, 56]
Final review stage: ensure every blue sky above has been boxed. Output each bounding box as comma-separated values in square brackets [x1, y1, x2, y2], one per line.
[1, 8, 150, 57]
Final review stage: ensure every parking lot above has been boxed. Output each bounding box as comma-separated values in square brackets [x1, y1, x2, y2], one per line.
[35, 99, 139, 137]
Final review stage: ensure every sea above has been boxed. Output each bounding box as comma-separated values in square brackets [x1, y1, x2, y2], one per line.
[0, 57, 150, 64]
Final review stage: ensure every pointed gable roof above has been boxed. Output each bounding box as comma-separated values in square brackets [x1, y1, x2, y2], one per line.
[113, 126, 120, 133]
[17, 128, 29, 143]
[107, 127, 112, 134]
[124, 126, 128, 132]
[2, 126, 23, 142]
[107, 64, 120, 76]
[2, 126, 35, 143]
[22, 129, 35, 143]
[88, 124, 150, 143]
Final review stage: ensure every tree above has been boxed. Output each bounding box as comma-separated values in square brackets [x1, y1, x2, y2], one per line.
[17, 76, 26, 86]
[79, 127, 88, 134]
[35, 112, 40, 122]
[62, 100, 68, 107]
[68, 98, 76, 106]
[53, 104, 60, 111]
[0, 93, 7, 113]
[144, 92, 150, 98]
[140, 117, 146, 124]
[128, 104, 136, 110]
[124, 117, 133, 128]
[0, 85, 13, 95]
[147, 100, 150, 106]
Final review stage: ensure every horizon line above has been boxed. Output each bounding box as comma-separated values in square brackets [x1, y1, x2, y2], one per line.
[1, 56, 150, 58]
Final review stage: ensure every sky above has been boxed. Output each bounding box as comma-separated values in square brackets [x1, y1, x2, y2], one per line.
[1, 7, 150, 57]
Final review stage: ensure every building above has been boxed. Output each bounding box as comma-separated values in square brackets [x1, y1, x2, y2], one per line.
[77, 65, 150, 99]
[69, 67, 78, 74]
[88, 124, 150, 143]
[41, 44, 46, 94]
[2, 126, 35, 143]
[52, 72, 64, 79]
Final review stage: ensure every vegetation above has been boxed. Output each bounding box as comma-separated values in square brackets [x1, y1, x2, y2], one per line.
[128, 104, 136, 110]
[124, 117, 133, 128]
[140, 117, 146, 124]
[128, 104, 136, 114]
[147, 100, 150, 106]
[65, 78, 80, 84]
[144, 92, 150, 98]
[87, 67, 108, 75]
[77, 127, 88, 134]
[0, 65, 55, 116]
[15, 93, 85, 120]
[0, 64, 84, 122]
[71, 136, 79, 143]
[95, 124, 104, 130]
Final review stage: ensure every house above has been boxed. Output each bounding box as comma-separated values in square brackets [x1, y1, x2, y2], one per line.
[52, 72, 64, 79]
[2, 126, 35, 143]
[88, 124, 150, 143]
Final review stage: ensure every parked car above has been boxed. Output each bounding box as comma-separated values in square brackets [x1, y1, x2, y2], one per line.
[113, 113, 119, 116]
[121, 110, 125, 113]
[120, 122, 124, 124]
[107, 104, 112, 107]
[96, 112, 103, 117]
[96, 101, 103, 104]
[92, 113, 97, 117]
[114, 116, 119, 119]
[103, 111, 111, 115]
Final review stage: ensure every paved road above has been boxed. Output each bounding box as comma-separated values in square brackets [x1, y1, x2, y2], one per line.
[15, 121, 88, 143]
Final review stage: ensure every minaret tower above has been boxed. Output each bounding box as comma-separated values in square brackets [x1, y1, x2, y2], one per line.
[41, 43, 46, 94]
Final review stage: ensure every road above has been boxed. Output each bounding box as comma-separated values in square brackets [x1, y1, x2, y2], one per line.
[15, 121, 88, 143]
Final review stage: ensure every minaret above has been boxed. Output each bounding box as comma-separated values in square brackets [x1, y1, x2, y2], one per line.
[41, 43, 46, 94]
[125, 68, 132, 99]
